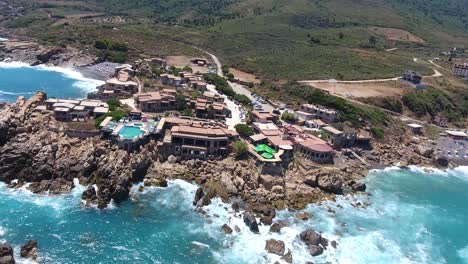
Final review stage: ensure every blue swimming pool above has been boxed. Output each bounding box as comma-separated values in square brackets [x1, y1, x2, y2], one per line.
[119, 126, 145, 139]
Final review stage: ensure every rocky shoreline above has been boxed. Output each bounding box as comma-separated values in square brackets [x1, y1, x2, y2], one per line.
[0, 91, 452, 209]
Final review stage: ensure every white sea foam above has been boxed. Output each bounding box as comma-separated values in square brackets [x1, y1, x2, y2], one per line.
[457, 246, 468, 261]
[0, 179, 85, 212]
[0, 61, 104, 94]
[112, 245, 131, 251]
[0, 37, 7, 42]
[0, 90, 35, 95]
[0, 226, 6, 236]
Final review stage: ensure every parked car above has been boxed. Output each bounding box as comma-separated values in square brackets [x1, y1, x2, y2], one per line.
[278, 104, 286, 110]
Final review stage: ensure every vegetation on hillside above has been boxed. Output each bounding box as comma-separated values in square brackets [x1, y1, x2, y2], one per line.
[231, 140, 249, 158]
[257, 81, 390, 128]
[7, 0, 468, 81]
[235, 124, 254, 137]
[402, 87, 466, 123]
[94, 99, 130, 127]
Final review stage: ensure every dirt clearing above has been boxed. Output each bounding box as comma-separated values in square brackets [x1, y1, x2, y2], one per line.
[166, 56, 211, 74]
[304, 80, 411, 98]
[369, 26, 426, 44]
[229, 68, 261, 84]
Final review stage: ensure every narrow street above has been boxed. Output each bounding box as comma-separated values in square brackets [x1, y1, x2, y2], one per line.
[198, 47, 275, 129]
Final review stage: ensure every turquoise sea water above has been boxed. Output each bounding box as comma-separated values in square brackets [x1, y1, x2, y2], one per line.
[0, 62, 103, 102]
[0, 167, 467, 264]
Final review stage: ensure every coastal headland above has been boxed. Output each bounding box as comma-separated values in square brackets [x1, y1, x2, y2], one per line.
[0, 38, 464, 263]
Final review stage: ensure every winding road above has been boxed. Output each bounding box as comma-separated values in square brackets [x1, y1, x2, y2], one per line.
[196, 48, 443, 125]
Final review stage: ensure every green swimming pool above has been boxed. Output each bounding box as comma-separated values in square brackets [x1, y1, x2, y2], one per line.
[119, 126, 145, 139]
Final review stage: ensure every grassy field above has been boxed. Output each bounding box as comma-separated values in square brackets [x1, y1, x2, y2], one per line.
[2, 0, 468, 82]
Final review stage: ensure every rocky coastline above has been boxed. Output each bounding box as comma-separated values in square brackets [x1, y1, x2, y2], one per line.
[0, 94, 453, 261]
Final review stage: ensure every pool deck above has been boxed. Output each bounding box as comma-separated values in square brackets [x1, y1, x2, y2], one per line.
[248, 143, 283, 163]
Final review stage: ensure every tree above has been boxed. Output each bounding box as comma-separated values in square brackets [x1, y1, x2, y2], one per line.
[235, 124, 254, 137]
[281, 112, 298, 123]
[233, 94, 252, 105]
[226, 72, 235, 81]
[231, 140, 248, 158]
[106, 98, 121, 111]
[368, 36, 377, 46]
[182, 66, 193, 72]
[95, 39, 109, 50]
[181, 108, 193, 116]
[175, 94, 187, 111]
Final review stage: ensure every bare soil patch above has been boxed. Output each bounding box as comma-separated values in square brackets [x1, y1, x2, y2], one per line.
[306, 81, 411, 98]
[369, 26, 426, 44]
[229, 68, 260, 84]
[165, 55, 210, 74]
[51, 12, 105, 26]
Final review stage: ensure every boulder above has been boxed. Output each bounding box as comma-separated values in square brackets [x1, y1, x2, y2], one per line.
[281, 250, 293, 263]
[435, 156, 449, 167]
[414, 145, 434, 158]
[36, 48, 63, 63]
[167, 155, 177, 163]
[317, 175, 343, 194]
[264, 239, 285, 256]
[300, 229, 321, 246]
[351, 181, 366, 192]
[193, 187, 204, 206]
[260, 216, 273, 226]
[295, 212, 309, 221]
[221, 224, 233, 234]
[303, 175, 318, 187]
[269, 223, 282, 233]
[20, 240, 38, 260]
[0, 243, 15, 264]
[251, 204, 276, 218]
[81, 185, 97, 202]
[308, 245, 323, 256]
[331, 240, 338, 249]
[110, 176, 131, 203]
[243, 212, 259, 233]
[320, 237, 329, 249]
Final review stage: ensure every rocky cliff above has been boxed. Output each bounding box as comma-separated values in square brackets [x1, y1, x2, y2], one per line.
[0, 93, 156, 209]
[0, 40, 96, 67]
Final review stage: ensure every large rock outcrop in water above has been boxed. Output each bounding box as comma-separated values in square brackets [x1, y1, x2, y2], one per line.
[0, 93, 157, 208]
[0, 243, 15, 264]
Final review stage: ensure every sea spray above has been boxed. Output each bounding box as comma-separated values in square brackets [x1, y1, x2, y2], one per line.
[0, 168, 467, 263]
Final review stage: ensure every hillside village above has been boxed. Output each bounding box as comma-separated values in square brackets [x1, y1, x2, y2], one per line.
[28, 54, 468, 169]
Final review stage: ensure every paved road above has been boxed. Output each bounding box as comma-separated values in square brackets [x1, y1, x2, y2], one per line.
[228, 81, 275, 113]
[197, 47, 276, 129]
[299, 58, 443, 84]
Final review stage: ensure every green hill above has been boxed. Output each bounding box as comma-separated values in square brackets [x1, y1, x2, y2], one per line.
[3, 0, 468, 80]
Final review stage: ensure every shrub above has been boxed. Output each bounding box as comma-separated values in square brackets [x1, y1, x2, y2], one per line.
[233, 94, 252, 105]
[181, 108, 193, 116]
[231, 140, 248, 158]
[95, 39, 110, 49]
[203, 73, 235, 97]
[182, 66, 193, 72]
[371, 127, 385, 139]
[226, 72, 235, 81]
[281, 112, 298, 123]
[106, 98, 121, 111]
[235, 124, 254, 137]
